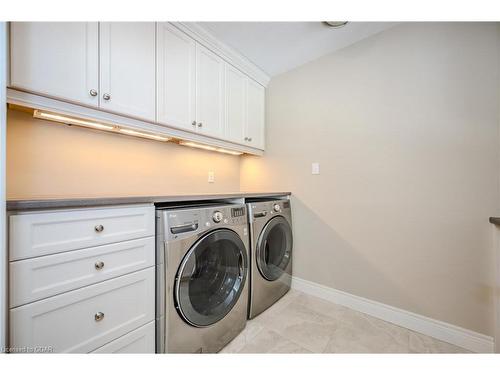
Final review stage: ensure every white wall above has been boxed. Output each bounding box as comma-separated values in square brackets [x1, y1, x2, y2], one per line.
[241, 22, 500, 336]
[6, 108, 241, 199]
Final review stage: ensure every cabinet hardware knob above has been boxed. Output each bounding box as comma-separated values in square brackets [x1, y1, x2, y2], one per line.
[197, 122, 203, 128]
[244, 137, 248, 141]
[95, 224, 104, 232]
[89, 89, 98, 97]
[94, 312, 105, 322]
[103, 93, 111, 100]
[192, 121, 197, 126]
[95, 261, 105, 270]
[248, 137, 252, 142]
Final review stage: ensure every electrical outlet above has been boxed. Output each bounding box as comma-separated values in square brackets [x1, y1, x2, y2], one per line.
[208, 171, 215, 183]
[312, 163, 320, 175]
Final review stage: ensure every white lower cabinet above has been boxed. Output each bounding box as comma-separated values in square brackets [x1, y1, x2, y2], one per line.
[10, 236, 155, 308]
[10, 267, 155, 353]
[91, 321, 155, 353]
[9, 205, 155, 261]
[8, 204, 156, 353]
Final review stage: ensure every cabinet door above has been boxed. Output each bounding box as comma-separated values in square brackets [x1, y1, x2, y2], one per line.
[156, 23, 196, 131]
[196, 43, 225, 138]
[10, 22, 99, 106]
[91, 321, 155, 353]
[10, 268, 155, 353]
[99, 22, 155, 121]
[246, 79, 265, 150]
[225, 64, 246, 144]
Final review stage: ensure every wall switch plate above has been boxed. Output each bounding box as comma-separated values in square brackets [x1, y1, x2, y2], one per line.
[312, 163, 320, 175]
[208, 171, 215, 183]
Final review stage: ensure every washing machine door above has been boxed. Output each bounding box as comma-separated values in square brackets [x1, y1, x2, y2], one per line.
[174, 229, 248, 327]
[256, 216, 293, 281]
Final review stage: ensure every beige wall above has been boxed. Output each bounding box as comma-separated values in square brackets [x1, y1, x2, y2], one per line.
[241, 23, 500, 335]
[7, 108, 241, 199]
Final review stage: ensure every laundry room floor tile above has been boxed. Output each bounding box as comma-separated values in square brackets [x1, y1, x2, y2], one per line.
[219, 290, 472, 354]
[322, 312, 410, 353]
[408, 331, 471, 353]
[231, 327, 312, 353]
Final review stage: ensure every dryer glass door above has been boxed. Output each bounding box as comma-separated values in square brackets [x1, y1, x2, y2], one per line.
[175, 229, 248, 327]
[256, 216, 293, 281]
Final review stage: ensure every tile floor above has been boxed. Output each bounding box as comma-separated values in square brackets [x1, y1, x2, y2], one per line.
[220, 290, 470, 353]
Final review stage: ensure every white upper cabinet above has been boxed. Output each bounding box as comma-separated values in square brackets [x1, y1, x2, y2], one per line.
[225, 64, 247, 144]
[10, 22, 99, 106]
[195, 43, 225, 138]
[156, 23, 196, 131]
[246, 79, 265, 150]
[99, 22, 156, 121]
[9, 22, 267, 153]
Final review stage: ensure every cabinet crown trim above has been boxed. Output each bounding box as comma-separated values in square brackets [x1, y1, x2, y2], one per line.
[173, 22, 270, 87]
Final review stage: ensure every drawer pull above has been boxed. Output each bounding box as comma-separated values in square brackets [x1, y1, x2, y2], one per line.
[94, 224, 104, 233]
[94, 312, 105, 322]
[94, 261, 105, 270]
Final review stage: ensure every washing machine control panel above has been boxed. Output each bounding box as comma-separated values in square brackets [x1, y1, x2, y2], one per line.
[163, 205, 248, 240]
[212, 211, 223, 223]
[231, 207, 245, 218]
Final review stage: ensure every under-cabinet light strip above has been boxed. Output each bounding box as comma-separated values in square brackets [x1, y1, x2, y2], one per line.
[179, 141, 243, 155]
[118, 128, 170, 142]
[32, 110, 244, 156]
[33, 110, 115, 131]
[33, 110, 171, 142]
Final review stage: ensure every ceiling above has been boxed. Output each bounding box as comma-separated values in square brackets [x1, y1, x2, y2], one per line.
[198, 22, 397, 77]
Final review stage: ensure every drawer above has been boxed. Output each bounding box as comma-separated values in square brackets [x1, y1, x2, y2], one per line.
[10, 236, 155, 307]
[10, 267, 155, 353]
[91, 321, 155, 353]
[9, 205, 154, 260]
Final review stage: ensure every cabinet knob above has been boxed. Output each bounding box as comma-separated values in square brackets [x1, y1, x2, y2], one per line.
[248, 137, 252, 142]
[94, 312, 105, 322]
[197, 122, 203, 128]
[95, 261, 105, 270]
[103, 93, 111, 101]
[89, 89, 98, 97]
[95, 224, 104, 232]
[244, 137, 248, 141]
[192, 121, 197, 126]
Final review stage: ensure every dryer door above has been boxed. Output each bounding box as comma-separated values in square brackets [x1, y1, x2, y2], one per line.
[174, 229, 248, 327]
[256, 216, 293, 281]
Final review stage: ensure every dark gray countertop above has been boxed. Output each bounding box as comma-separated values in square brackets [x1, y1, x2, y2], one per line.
[6, 192, 292, 211]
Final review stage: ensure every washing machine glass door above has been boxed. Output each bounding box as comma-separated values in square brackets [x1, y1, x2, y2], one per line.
[256, 216, 293, 281]
[175, 229, 248, 327]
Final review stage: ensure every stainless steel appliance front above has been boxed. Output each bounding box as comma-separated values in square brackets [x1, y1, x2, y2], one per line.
[247, 199, 293, 319]
[156, 203, 249, 353]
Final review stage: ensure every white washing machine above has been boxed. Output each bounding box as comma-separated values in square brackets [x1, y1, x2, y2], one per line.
[155, 203, 249, 353]
[247, 199, 293, 319]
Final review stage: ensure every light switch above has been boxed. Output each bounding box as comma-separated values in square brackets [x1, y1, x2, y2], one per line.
[311, 163, 320, 175]
[208, 171, 215, 183]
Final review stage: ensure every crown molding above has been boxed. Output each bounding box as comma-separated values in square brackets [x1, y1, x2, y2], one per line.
[171, 22, 270, 87]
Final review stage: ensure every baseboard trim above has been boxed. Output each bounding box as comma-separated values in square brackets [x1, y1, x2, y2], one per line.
[291, 276, 494, 353]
